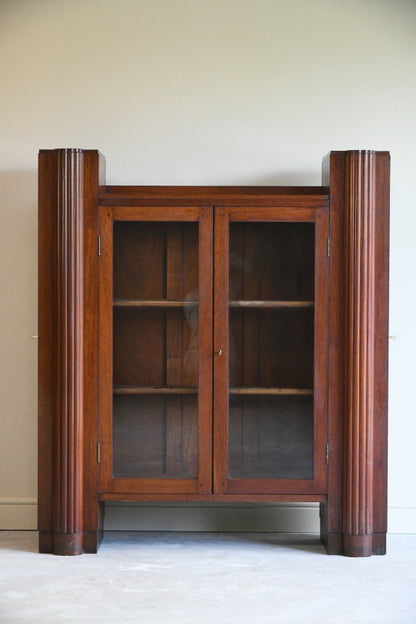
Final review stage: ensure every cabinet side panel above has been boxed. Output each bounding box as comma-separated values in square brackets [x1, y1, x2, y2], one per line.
[82, 151, 105, 551]
[38, 149, 103, 555]
[38, 152, 55, 552]
[322, 152, 345, 550]
[341, 150, 389, 557]
[372, 153, 390, 548]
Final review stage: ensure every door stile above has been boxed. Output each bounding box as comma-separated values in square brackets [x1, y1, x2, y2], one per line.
[213, 206, 329, 495]
[196, 207, 214, 493]
[98, 207, 113, 492]
[213, 209, 230, 493]
[98, 205, 213, 495]
[313, 208, 330, 491]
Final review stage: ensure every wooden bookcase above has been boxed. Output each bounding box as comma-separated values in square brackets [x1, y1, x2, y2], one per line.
[38, 149, 389, 556]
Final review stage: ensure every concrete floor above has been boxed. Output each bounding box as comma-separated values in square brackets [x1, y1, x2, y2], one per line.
[1, 531, 415, 623]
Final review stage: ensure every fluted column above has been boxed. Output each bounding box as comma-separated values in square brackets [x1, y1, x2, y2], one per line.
[343, 151, 376, 556]
[52, 149, 85, 555]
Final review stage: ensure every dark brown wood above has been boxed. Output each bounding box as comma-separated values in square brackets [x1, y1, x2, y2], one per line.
[38, 149, 103, 555]
[213, 206, 329, 496]
[321, 151, 390, 556]
[372, 153, 390, 555]
[320, 151, 345, 554]
[213, 209, 230, 494]
[343, 151, 377, 557]
[101, 186, 329, 207]
[38, 151, 55, 554]
[229, 301, 314, 308]
[98, 205, 213, 498]
[38, 149, 389, 556]
[113, 299, 198, 307]
[229, 388, 313, 395]
[82, 150, 106, 555]
[113, 387, 198, 395]
[99, 493, 327, 503]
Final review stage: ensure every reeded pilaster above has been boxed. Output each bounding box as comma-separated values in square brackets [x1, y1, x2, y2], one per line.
[343, 151, 376, 556]
[321, 149, 389, 556]
[38, 148, 104, 555]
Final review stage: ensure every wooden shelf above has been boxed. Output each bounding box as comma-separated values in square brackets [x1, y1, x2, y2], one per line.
[114, 386, 312, 396]
[114, 386, 198, 395]
[229, 300, 314, 308]
[114, 299, 198, 308]
[229, 387, 313, 395]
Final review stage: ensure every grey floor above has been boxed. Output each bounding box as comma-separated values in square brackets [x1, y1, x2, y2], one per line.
[1, 531, 415, 624]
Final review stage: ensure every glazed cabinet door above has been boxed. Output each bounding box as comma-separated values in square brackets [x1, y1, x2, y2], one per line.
[98, 206, 213, 495]
[213, 206, 329, 495]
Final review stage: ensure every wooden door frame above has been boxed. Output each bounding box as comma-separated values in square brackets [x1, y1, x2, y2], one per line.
[97, 205, 214, 496]
[38, 150, 389, 556]
[213, 205, 330, 495]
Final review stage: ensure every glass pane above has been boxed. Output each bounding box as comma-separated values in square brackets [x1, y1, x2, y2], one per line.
[228, 395, 313, 479]
[113, 395, 198, 478]
[112, 222, 199, 479]
[228, 222, 314, 480]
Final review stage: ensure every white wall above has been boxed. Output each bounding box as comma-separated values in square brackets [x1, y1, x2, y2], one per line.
[1, 0, 415, 533]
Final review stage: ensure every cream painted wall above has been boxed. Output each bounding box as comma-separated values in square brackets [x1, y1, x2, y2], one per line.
[1, 0, 415, 532]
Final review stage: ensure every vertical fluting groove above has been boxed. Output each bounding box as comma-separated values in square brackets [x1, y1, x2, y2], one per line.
[344, 151, 375, 537]
[54, 150, 84, 538]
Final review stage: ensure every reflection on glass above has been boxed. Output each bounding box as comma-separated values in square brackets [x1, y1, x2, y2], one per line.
[112, 222, 199, 479]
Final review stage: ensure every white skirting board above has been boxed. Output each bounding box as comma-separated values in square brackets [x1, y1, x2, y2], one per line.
[1, 499, 415, 533]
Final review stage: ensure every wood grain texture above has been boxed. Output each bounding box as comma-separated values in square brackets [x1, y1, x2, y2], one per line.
[214, 207, 328, 496]
[320, 151, 345, 553]
[82, 151, 106, 554]
[38, 149, 104, 554]
[372, 153, 390, 554]
[54, 149, 84, 555]
[320, 151, 389, 556]
[38, 150, 85, 555]
[101, 186, 329, 208]
[343, 151, 376, 555]
[38, 151, 55, 554]
[324, 150, 390, 557]
[98, 206, 213, 497]
[99, 493, 327, 503]
[38, 148, 388, 557]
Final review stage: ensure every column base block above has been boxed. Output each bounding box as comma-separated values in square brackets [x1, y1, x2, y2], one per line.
[324, 532, 387, 557]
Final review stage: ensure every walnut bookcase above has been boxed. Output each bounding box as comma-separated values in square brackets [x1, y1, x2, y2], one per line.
[38, 149, 389, 556]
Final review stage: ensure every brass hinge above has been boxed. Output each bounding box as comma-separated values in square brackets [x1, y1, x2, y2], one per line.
[98, 235, 101, 257]
[327, 237, 331, 257]
[325, 443, 329, 465]
[97, 443, 101, 464]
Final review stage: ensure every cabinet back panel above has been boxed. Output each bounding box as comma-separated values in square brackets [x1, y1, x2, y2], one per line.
[113, 308, 165, 386]
[114, 222, 166, 299]
[229, 308, 314, 388]
[113, 395, 198, 478]
[113, 221, 198, 300]
[113, 308, 198, 387]
[228, 395, 314, 479]
[229, 222, 314, 301]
